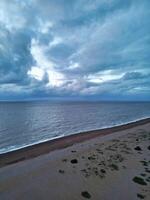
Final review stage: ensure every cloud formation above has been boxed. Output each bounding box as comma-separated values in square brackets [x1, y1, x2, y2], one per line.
[0, 0, 150, 100]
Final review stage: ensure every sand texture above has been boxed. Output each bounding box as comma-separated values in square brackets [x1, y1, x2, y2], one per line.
[0, 120, 150, 200]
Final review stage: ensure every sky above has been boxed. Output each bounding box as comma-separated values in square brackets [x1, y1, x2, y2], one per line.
[0, 0, 150, 101]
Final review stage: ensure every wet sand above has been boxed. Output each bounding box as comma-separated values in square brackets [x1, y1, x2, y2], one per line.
[0, 118, 150, 168]
[0, 118, 150, 199]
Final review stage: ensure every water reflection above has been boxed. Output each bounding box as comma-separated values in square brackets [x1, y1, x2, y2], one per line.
[0, 101, 150, 153]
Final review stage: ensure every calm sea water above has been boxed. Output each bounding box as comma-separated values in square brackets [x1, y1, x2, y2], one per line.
[0, 101, 150, 154]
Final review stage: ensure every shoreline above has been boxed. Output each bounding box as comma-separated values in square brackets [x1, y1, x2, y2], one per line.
[1, 116, 149, 154]
[0, 117, 150, 168]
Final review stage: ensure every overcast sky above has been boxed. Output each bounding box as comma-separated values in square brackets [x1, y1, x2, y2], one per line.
[0, 0, 150, 101]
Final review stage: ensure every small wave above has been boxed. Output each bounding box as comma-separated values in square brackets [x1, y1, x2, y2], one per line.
[0, 134, 65, 154]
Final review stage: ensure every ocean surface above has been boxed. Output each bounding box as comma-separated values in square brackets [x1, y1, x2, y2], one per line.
[0, 101, 150, 154]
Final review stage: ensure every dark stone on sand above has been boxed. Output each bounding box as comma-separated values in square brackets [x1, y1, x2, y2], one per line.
[71, 159, 78, 164]
[101, 169, 106, 173]
[59, 169, 65, 174]
[137, 193, 145, 199]
[88, 156, 95, 160]
[134, 146, 142, 151]
[148, 146, 150, 150]
[133, 176, 147, 185]
[81, 191, 91, 199]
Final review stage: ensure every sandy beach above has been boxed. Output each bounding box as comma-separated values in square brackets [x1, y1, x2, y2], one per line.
[0, 118, 150, 200]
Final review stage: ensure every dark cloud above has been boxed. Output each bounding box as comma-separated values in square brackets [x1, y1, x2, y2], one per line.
[123, 72, 150, 80]
[0, 26, 33, 85]
[0, 0, 150, 100]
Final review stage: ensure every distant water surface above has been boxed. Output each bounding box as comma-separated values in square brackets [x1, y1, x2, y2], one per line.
[0, 101, 150, 153]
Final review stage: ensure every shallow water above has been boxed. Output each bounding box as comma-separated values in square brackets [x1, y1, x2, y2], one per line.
[0, 101, 150, 153]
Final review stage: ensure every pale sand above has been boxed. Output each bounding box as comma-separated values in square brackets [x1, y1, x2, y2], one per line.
[0, 120, 150, 200]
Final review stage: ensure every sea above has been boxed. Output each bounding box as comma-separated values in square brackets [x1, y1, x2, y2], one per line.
[0, 101, 150, 154]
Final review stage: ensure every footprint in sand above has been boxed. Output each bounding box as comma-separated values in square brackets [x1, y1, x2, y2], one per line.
[100, 169, 106, 174]
[109, 163, 119, 171]
[141, 173, 146, 177]
[145, 168, 150, 173]
[140, 161, 148, 167]
[146, 177, 150, 182]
